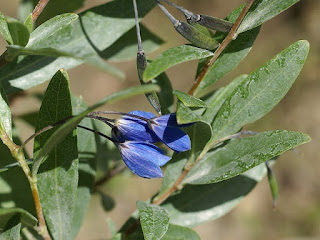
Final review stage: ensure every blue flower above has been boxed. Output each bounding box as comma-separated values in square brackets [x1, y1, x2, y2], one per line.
[115, 140, 171, 179]
[116, 111, 191, 152]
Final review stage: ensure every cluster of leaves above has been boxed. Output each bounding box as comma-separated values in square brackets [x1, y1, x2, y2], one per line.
[0, 0, 310, 239]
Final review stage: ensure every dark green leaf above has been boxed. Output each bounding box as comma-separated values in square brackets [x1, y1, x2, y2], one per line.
[236, 0, 300, 34]
[0, 84, 12, 139]
[6, 18, 30, 47]
[103, 24, 164, 62]
[0, 219, 21, 240]
[153, 72, 174, 115]
[161, 224, 200, 240]
[161, 163, 268, 226]
[0, 12, 13, 45]
[266, 161, 279, 207]
[173, 90, 206, 108]
[211, 40, 309, 141]
[33, 69, 78, 240]
[201, 74, 247, 125]
[143, 45, 214, 82]
[0, 208, 37, 229]
[32, 83, 160, 175]
[137, 201, 169, 240]
[155, 122, 212, 201]
[0, 0, 156, 94]
[70, 95, 97, 239]
[183, 130, 310, 185]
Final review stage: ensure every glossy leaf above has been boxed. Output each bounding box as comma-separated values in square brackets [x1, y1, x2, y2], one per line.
[70, 95, 97, 239]
[236, 0, 300, 34]
[0, 208, 37, 229]
[0, 0, 156, 94]
[0, 12, 13, 45]
[33, 69, 78, 240]
[173, 90, 206, 108]
[137, 201, 169, 240]
[183, 130, 310, 185]
[0, 84, 12, 139]
[6, 18, 30, 47]
[143, 45, 213, 82]
[202, 75, 247, 125]
[211, 40, 309, 141]
[155, 122, 212, 201]
[32, 83, 160, 175]
[161, 163, 268, 226]
[103, 24, 164, 62]
[194, 4, 260, 97]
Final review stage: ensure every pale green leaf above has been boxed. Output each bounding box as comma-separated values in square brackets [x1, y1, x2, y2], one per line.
[143, 45, 214, 82]
[0, 0, 156, 94]
[6, 18, 30, 47]
[137, 201, 169, 240]
[0, 12, 13, 45]
[161, 224, 200, 240]
[173, 90, 206, 108]
[183, 130, 310, 185]
[0, 84, 12, 140]
[211, 40, 309, 141]
[24, 13, 33, 33]
[237, 0, 300, 34]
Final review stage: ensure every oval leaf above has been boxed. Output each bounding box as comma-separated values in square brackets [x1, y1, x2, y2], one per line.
[33, 69, 78, 240]
[6, 17, 30, 47]
[161, 224, 200, 240]
[143, 45, 214, 82]
[211, 40, 309, 141]
[183, 130, 310, 185]
[137, 201, 169, 240]
[237, 0, 300, 34]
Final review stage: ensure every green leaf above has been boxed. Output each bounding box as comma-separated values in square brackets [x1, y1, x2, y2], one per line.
[137, 201, 169, 240]
[0, 12, 13, 45]
[183, 130, 310, 185]
[70, 95, 97, 239]
[211, 40, 309, 141]
[33, 69, 78, 240]
[32, 82, 160, 175]
[194, 5, 260, 97]
[0, 208, 37, 229]
[24, 13, 33, 33]
[0, 84, 12, 140]
[173, 90, 206, 108]
[176, 102, 203, 124]
[161, 224, 200, 240]
[6, 18, 30, 47]
[143, 45, 214, 82]
[155, 122, 212, 201]
[237, 0, 300, 34]
[103, 24, 164, 62]
[266, 161, 279, 207]
[0, 218, 21, 240]
[33, 0, 85, 25]
[202, 74, 247, 125]
[0, 0, 156, 94]
[161, 163, 268, 227]
[6, 45, 123, 78]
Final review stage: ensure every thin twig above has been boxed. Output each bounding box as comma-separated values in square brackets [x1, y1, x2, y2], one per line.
[188, 0, 255, 95]
[32, 0, 50, 23]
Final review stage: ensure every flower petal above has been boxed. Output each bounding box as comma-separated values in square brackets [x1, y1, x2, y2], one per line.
[150, 124, 191, 152]
[116, 111, 159, 142]
[153, 114, 193, 128]
[118, 141, 171, 178]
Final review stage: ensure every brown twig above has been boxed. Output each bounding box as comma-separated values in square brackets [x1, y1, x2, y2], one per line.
[32, 0, 50, 23]
[188, 0, 255, 96]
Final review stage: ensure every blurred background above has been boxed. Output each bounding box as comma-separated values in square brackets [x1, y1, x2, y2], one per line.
[0, 0, 319, 239]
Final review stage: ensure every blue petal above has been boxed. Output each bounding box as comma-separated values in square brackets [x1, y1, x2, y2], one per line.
[150, 123, 191, 152]
[153, 114, 193, 128]
[118, 141, 171, 178]
[116, 111, 159, 142]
